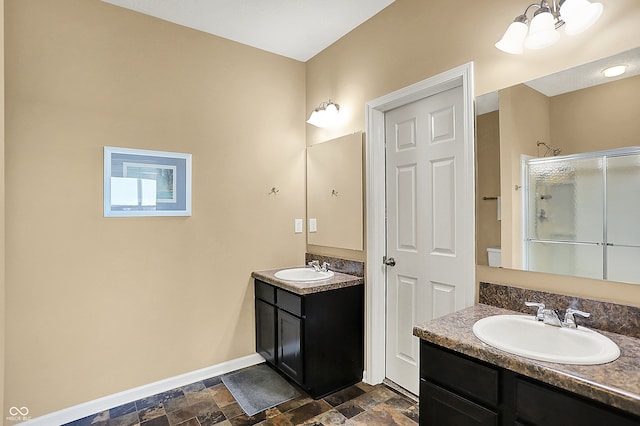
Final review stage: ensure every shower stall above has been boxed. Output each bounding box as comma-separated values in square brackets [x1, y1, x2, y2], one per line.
[523, 147, 640, 283]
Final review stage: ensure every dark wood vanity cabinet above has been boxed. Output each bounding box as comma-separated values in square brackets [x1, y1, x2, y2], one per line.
[254, 279, 364, 399]
[420, 341, 640, 426]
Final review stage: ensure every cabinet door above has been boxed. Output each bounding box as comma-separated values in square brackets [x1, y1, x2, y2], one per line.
[277, 309, 304, 384]
[255, 299, 276, 364]
[420, 380, 498, 426]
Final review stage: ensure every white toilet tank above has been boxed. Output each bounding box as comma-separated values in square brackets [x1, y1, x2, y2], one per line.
[487, 247, 502, 267]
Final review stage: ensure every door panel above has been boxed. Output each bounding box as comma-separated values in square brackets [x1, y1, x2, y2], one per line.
[394, 275, 418, 364]
[385, 84, 469, 395]
[396, 164, 418, 251]
[432, 282, 456, 320]
[430, 105, 456, 144]
[397, 118, 417, 150]
[431, 157, 456, 254]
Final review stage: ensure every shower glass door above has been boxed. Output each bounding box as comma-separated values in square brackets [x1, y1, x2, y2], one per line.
[524, 147, 640, 283]
[524, 156, 604, 280]
[606, 153, 640, 283]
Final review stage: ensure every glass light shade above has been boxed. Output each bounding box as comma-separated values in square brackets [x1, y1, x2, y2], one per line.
[306, 110, 320, 126]
[324, 103, 339, 124]
[307, 108, 330, 127]
[525, 11, 560, 49]
[560, 0, 603, 35]
[315, 109, 328, 127]
[307, 102, 340, 127]
[325, 102, 338, 117]
[495, 20, 528, 54]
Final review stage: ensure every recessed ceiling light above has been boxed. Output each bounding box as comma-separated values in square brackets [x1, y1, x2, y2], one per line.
[602, 65, 627, 78]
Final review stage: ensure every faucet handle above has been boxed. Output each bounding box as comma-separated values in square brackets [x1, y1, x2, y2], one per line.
[321, 262, 331, 272]
[525, 302, 545, 321]
[564, 308, 591, 328]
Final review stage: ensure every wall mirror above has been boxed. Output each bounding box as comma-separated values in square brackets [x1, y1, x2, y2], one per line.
[307, 132, 364, 251]
[476, 46, 640, 284]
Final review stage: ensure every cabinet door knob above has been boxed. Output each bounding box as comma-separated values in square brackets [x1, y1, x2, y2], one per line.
[383, 256, 396, 267]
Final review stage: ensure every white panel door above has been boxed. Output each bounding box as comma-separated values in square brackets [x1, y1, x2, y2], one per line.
[385, 85, 468, 394]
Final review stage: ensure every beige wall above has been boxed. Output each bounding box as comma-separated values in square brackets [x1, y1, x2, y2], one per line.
[305, 0, 640, 305]
[499, 84, 551, 269]
[551, 75, 640, 154]
[1, 0, 5, 424]
[5, 0, 305, 418]
[476, 111, 501, 266]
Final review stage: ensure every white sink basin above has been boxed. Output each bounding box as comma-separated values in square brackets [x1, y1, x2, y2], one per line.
[472, 315, 620, 365]
[274, 267, 335, 282]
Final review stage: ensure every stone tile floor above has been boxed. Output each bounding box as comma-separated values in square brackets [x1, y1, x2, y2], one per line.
[63, 364, 418, 426]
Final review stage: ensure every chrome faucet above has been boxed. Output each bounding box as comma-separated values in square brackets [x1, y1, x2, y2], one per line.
[542, 309, 563, 327]
[308, 260, 321, 271]
[525, 302, 591, 328]
[308, 260, 331, 272]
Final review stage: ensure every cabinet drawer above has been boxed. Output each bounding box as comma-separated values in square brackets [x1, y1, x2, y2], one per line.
[277, 288, 303, 317]
[255, 280, 276, 304]
[421, 342, 499, 408]
[420, 379, 498, 426]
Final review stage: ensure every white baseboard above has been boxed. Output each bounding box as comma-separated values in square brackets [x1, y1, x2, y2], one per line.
[21, 353, 265, 426]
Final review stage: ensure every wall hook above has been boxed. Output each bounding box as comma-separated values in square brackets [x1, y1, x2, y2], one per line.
[269, 187, 279, 195]
[331, 189, 339, 196]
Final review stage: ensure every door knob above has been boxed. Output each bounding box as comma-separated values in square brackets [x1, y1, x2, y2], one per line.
[383, 256, 396, 267]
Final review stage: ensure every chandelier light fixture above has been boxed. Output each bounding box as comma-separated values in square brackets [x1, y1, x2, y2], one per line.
[495, 0, 603, 54]
[306, 100, 340, 128]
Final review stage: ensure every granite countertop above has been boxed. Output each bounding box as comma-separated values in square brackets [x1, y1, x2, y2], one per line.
[252, 267, 363, 295]
[413, 303, 640, 417]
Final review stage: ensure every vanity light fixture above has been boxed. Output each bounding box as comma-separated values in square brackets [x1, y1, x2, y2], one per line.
[307, 100, 340, 128]
[602, 65, 627, 78]
[495, 0, 603, 54]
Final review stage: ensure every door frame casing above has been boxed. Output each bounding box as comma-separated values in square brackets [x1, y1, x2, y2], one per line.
[364, 63, 476, 386]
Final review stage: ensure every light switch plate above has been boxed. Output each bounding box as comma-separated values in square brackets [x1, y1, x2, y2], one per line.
[309, 218, 317, 233]
[294, 218, 303, 233]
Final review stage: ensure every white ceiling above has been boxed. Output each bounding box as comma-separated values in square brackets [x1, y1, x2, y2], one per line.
[526, 47, 640, 97]
[476, 47, 640, 114]
[102, 0, 396, 62]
